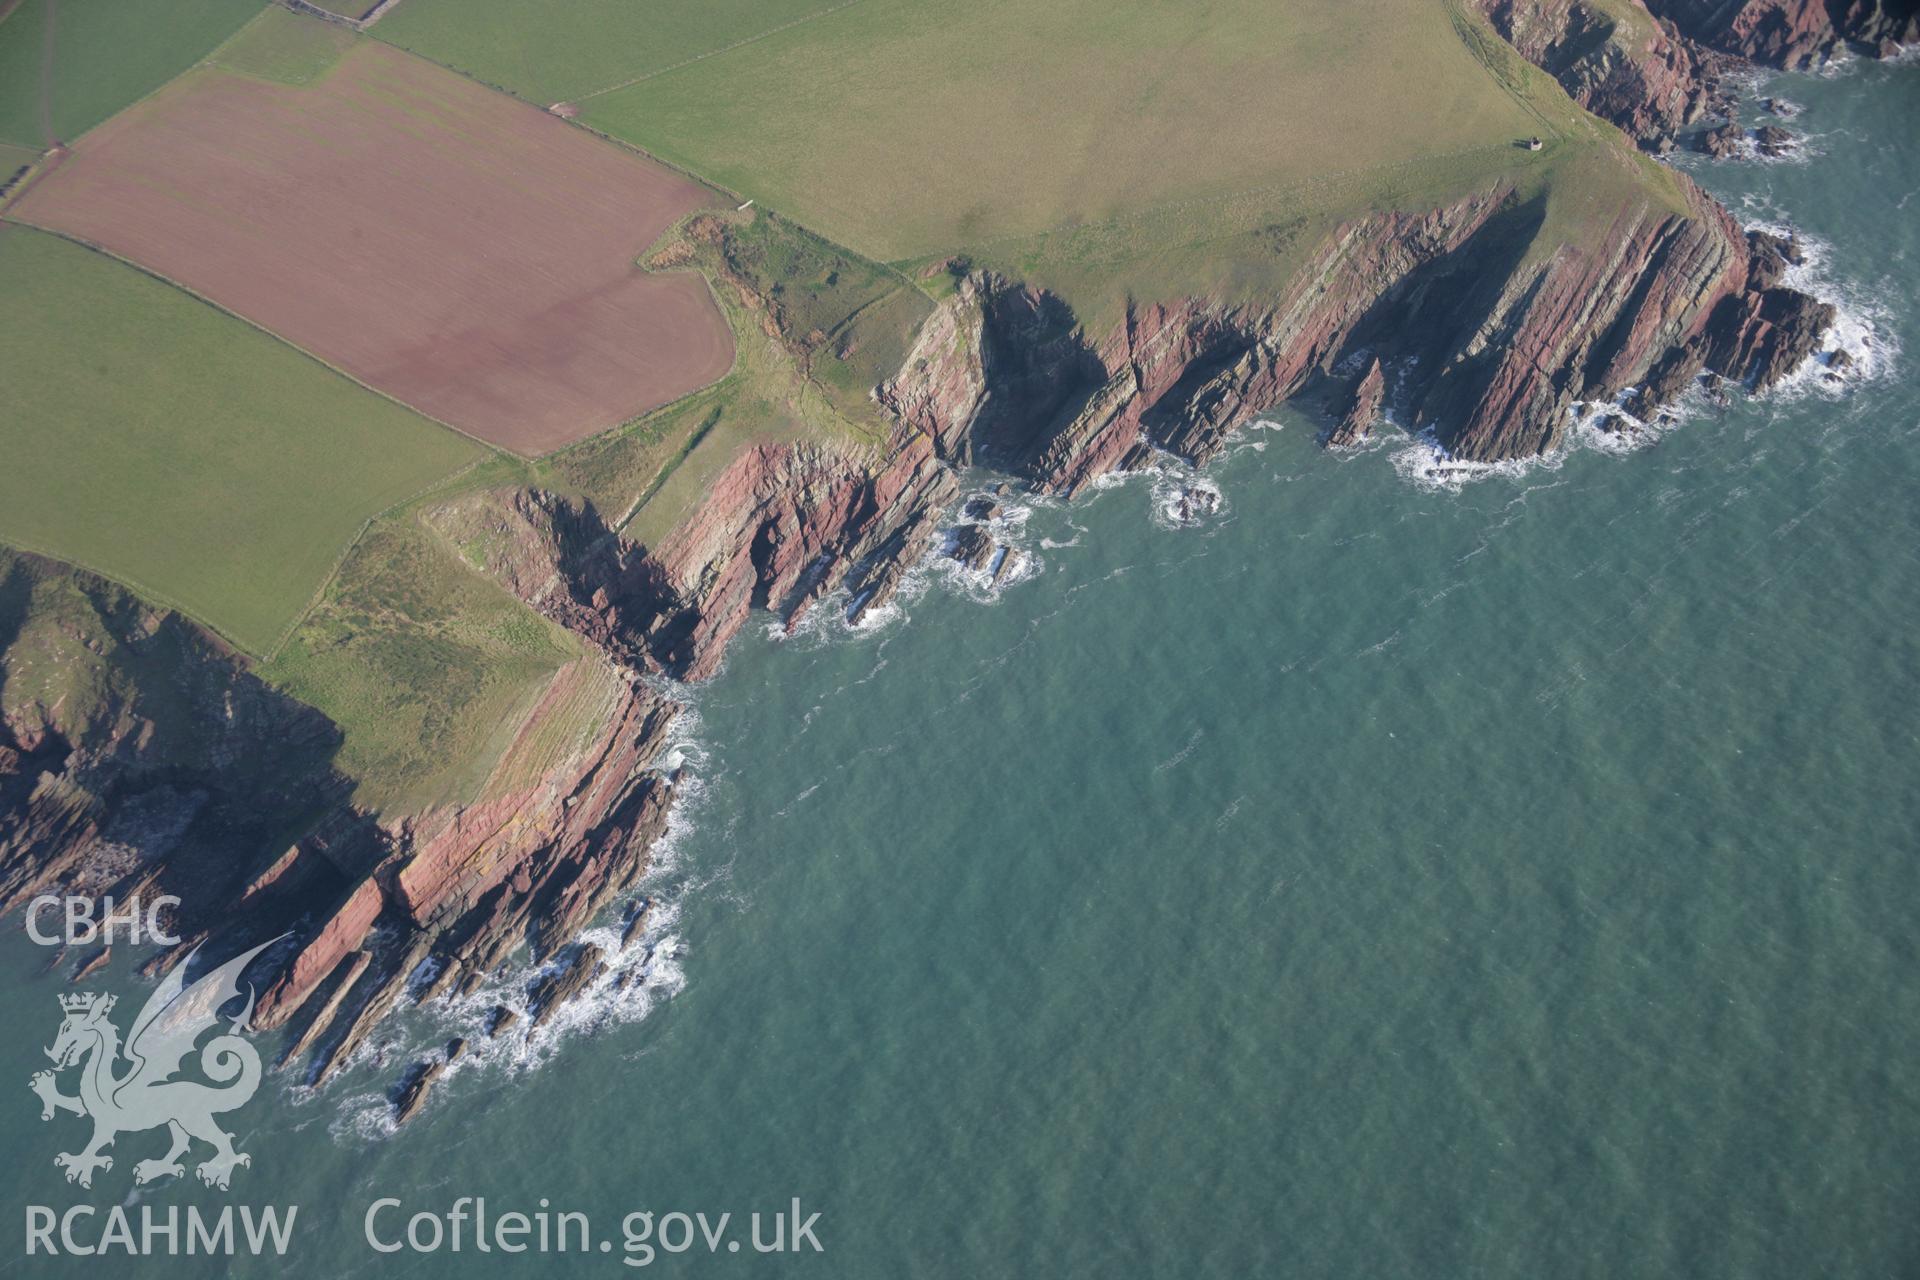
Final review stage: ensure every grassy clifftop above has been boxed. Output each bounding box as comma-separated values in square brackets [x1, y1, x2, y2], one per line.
[259, 509, 585, 815]
[543, 207, 930, 548]
[0, 0, 1711, 826]
[378, 0, 1690, 333]
[579, 0, 1543, 258]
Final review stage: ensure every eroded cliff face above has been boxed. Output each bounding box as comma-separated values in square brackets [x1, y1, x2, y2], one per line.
[874, 192, 1516, 494]
[1472, 0, 1914, 150]
[1645, 0, 1918, 66]
[872, 174, 1816, 477]
[1409, 186, 1746, 458]
[252, 656, 681, 1088]
[426, 431, 959, 686]
[0, 550, 684, 1089]
[0, 553, 347, 934]
[1473, 0, 1720, 148]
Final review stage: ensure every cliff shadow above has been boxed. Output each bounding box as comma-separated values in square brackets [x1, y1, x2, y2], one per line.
[1329, 191, 1551, 441]
[969, 282, 1110, 473]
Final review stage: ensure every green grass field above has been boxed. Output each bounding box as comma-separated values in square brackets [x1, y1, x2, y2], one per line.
[578, 0, 1540, 260]
[375, 0, 835, 105]
[0, 0, 54, 148]
[0, 0, 264, 149]
[0, 228, 484, 653]
[210, 5, 356, 86]
[374, 0, 1549, 250]
[377, 0, 1683, 334]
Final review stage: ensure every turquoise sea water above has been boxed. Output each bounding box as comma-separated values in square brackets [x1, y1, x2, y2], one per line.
[2, 59, 1916, 1279]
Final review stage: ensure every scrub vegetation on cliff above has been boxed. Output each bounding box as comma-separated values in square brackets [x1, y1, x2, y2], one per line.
[545, 207, 928, 548]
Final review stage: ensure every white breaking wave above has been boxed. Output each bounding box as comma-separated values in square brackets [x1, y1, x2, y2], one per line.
[1148, 470, 1227, 529]
[1735, 204, 1900, 395]
[319, 697, 721, 1142]
[929, 490, 1047, 603]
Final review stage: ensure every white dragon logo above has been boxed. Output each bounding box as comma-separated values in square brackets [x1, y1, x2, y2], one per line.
[28, 937, 280, 1190]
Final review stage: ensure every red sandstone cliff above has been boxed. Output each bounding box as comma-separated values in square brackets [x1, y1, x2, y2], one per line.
[873, 174, 1816, 480]
[2, 153, 1833, 1098]
[0, 14, 1851, 1112]
[0, 549, 684, 1088]
[1, 167, 1831, 1107]
[1474, 0, 1721, 148]
[1472, 0, 1914, 151]
[1644, 0, 1917, 66]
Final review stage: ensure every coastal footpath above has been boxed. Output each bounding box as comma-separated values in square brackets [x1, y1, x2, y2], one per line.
[0, 0, 1898, 1115]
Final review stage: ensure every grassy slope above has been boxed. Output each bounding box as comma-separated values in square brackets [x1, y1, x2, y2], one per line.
[0, 0, 265, 150]
[0, 227, 483, 654]
[716, 211, 931, 420]
[1555, 0, 1660, 44]
[0, 547, 229, 761]
[583, 0, 1536, 260]
[382, 0, 1687, 332]
[0, 548, 346, 863]
[259, 503, 583, 815]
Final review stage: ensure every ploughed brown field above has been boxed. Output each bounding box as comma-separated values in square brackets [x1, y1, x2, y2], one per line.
[9, 41, 733, 454]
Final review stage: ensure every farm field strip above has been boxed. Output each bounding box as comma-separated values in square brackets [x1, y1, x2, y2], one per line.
[570, 0, 872, 102]
[562, 0, 1546, 262]
[9, 22, 734, 454]
[0, 227, 484, 654]
[374, 0, 836, 106]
